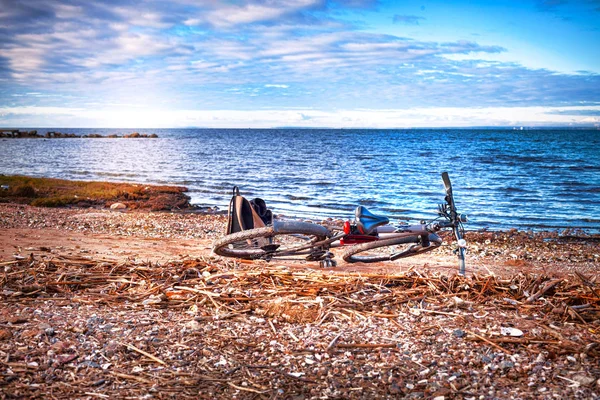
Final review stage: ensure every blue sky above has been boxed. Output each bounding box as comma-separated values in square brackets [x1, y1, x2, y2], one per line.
[0, 0, 599, 128]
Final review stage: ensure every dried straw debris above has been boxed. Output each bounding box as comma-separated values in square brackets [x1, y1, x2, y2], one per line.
[1, 255, 599, 399]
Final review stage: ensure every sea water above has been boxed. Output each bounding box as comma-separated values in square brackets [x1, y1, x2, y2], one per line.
[1, 128, 599, 232]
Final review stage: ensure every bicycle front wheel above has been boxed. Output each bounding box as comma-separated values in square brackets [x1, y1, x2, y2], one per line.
[212, 220, 331, 260]
[342, 234, 442, 263]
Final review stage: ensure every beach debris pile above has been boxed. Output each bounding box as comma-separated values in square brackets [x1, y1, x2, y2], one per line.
[1, 255, 598, 399]
[0, 129, 158, 138]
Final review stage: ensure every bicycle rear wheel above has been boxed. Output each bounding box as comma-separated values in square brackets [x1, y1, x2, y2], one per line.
[342, 234, 442, 263]
[212, 220, 331, 260]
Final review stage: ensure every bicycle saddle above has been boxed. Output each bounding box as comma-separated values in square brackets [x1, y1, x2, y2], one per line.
[355, 206, 389, 234]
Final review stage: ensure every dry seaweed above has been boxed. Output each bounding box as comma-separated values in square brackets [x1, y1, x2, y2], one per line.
[1, 254, 599, 399]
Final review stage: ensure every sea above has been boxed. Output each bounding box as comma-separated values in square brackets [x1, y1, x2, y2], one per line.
[1, 128, 599, 233]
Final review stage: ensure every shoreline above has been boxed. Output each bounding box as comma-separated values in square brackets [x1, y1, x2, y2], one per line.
[2, 173, 599, 236]
[0, 174, 600, 236]
[3, 173, 599, 235]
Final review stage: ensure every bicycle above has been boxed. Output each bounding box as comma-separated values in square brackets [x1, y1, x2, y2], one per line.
[212, 172, 468, 275]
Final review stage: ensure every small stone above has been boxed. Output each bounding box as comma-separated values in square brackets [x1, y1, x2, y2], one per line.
[142, 293, 165, 305]
[56, 353, 78, 364]
[500, 361, 514, 370]
[534, 353, 545, 364]
[453, 329, 466, 338]
[572, 373, 596, 387]
[185, 320, 201, 331]
[500, 327, 523, 337]
[79, 360, 101, 369]
[110, 203, 127, 210]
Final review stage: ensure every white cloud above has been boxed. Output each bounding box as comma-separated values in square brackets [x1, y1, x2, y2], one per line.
[3, 47, 47, 72]
[212, 4, 286, 27]
[54, 4, 84, 19]
[185, 0, 321, 28]
[115, 33, 171, 57]
[112, 8, 171, 29]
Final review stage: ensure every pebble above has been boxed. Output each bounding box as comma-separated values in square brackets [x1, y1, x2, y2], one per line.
[500, 361, 514, 370]
[453, 329, 466, 338]
[185, 320, 201, 331]
[572, 374, 596, 387]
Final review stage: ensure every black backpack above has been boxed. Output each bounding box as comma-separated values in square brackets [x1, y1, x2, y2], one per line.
[226, 187, 273, 235]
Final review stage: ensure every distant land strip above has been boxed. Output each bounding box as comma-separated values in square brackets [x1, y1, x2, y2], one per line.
[0, 129, 158, 139]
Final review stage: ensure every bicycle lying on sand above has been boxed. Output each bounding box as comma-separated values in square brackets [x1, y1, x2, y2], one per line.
[212, 172, 468, 275]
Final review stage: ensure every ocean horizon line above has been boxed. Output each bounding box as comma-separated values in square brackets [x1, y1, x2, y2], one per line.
[2, 126, 599, 131]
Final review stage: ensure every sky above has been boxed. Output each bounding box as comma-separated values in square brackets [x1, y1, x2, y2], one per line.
[0, 0, 599, 128]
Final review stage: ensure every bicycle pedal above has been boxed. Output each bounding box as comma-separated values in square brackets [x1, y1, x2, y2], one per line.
[319, 259, 337, 268]
[260, 244, 280, 252]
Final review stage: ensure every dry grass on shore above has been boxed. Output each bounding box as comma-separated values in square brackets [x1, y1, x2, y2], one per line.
[0, 175, 191, 210]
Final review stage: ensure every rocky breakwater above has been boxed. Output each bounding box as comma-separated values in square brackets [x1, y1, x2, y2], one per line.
[0, 129, 158, 138]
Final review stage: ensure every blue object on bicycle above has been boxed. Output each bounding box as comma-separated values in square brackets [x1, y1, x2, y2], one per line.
[355, 206, 389, 234]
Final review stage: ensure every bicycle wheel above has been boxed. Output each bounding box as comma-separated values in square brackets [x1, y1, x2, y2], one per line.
[342, 234, 442, 263]
[212, 220, 331, 260]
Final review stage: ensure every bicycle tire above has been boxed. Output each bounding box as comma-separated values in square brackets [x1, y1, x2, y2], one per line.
[342, 234, 441, 263]
[212, 220, 331, 260]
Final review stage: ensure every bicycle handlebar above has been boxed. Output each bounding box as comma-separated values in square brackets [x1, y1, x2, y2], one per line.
[441, 171, 452, 195]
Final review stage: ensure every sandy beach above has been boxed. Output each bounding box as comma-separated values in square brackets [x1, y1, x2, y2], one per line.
[1, 201, 599, 399]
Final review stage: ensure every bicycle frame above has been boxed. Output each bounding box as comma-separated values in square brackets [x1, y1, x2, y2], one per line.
[312, 172, 467, 271]
[324, 223, 441, 247]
